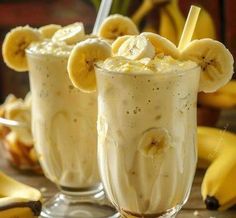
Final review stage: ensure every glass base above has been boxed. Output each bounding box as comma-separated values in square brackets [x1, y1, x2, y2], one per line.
[120, 204, 182, 218]
[40, 185, 119, 218]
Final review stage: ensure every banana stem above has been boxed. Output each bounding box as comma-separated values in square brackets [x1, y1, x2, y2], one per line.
[178, 5, 201, 50]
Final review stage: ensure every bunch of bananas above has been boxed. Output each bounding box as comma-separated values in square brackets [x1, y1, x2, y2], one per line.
[0, 171, 42, 218]
[197, 126, 236, 211]
[132, 0, 216, 45]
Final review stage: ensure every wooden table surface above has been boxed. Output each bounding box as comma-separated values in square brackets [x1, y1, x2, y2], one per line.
[1, 110, 236, 218]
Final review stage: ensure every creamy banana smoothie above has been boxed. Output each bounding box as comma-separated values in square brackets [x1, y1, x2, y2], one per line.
[26, 40, 99, 189]
[67, 23, 234, 217]
[96, 56, 200, 217]
[2, 21, 126, 217]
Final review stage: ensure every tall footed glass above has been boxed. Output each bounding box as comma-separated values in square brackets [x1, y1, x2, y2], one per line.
[26, 51, 118, 218]
[95, 65, 200, 218]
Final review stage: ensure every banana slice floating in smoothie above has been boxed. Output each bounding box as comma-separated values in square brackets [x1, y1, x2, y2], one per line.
[98, 14, 139, 40]
[141, 32, 180, 59]
[52, 22, 85, 45]
[138, 128, 171, 158]
[67, 38, 111, 92]
[39, 24, 62, 38]
[181, 39, 234, 93]
[117, 35, 156, 60]
[2, 26, 41, 72]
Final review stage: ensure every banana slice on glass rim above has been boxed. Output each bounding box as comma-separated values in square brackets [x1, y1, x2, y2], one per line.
[52, 22, 85, 45]
[181, 39, 234, 93]
[2, 26, 42, 72]
[98, 14, 139, 40]
[67, 38, 111, 92]
[141, 32, 180, 59]
[117, 35, 156, 60]
[39, 24, 62, 38]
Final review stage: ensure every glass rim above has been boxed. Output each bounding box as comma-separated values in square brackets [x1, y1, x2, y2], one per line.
[94, 63, 201, 78]
[25, 48, 69, 59]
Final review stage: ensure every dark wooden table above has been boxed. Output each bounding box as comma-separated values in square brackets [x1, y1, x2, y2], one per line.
[1, 110, 236, 218]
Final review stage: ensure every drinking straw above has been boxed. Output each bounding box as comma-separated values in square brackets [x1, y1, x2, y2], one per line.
[178, 5, 201, 50]
[92, 0, 113, 34]
[0, 117, 27, 128]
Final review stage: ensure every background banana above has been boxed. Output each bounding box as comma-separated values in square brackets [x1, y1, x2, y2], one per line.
[197, 126, 236, 210]
[0, 171, 42, 217]
[198, 80, 236, 109]
[131, 0, 216, 45]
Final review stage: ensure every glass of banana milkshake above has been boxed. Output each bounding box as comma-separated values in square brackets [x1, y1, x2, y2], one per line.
[2, 23, 121, 218]
[67, 24, 233, 217]
[95, 52, 201, 217]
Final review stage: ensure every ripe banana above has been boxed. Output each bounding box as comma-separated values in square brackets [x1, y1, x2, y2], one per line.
[193, 8, 216, 40]
[217, 80, 236, 95]
[181, 39, 234, 93]
[138, 127, 171, 157]
[0, 171, 42, 217]
[39, 24, 62, 38]
[137, 0, 216, 47]
[98, 14, 139, 40]
[198, 80, 236, 109]
[52, 22, 85, 45]
[116, 35, 155, 60]
[164, 0, 185, 43]
[198, 92, 236, 109]
[197, 126, 236, 210]
[2, 26, 42, 72]
[131, 0, 155, 26]
[67, 38, 111, 92]
[159, 8, 178, 45]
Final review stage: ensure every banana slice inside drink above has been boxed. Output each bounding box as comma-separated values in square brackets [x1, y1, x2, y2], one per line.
[67, 38, 111, 92]
[2, 26, 41, 72]
[181, 39, 234, 93]
[39, 24, 62, 38]
[98, 14, 139, 40]
[52, 22, 85, 45]
[117, 35, 156, 60]
[138, 128, 171, 158]
[141, 32, 180, 59]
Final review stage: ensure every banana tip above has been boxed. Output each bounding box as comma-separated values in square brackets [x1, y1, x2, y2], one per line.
[205, 195, 220, 210]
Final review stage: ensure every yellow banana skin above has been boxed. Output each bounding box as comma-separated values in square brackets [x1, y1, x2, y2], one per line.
[198, 126, 236, 210]
[132, 0, 216, 47]
[193, 8, 216, 40]
[0, 206, 36, 218]
[159, 8, 178, 45]
[164, 0, 185, 44]
[198, 81, 236, 109]
[0, 171, 42, 217]
[0, 171, 41, 200]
